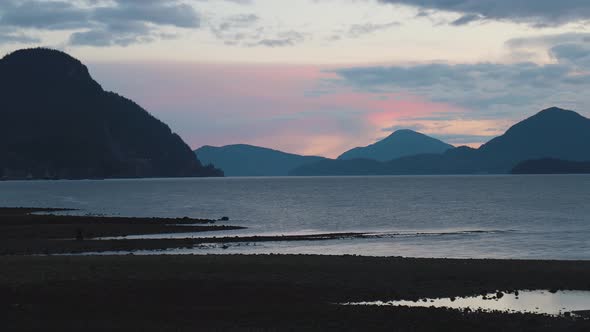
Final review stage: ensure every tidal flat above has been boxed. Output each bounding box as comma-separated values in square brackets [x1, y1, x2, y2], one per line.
[3, 208, 590, 331]
[3, 255, 590, 331]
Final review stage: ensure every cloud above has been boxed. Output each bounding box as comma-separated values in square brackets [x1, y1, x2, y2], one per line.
[196, 0, 253, 4]
[89, 62, 467, 157]
[377, 0, 590, 27]
[216, 14, 259, 32]
[0, 0, 90, 30]
[0, 0, 201, 47]
[382, 122, 498, 145]
[505, 32, 590, 67]
[209, 14, 306, 47]
[92, 1, 199, 29]
[209, 13, 260, 45]
[0, 27, 40, 45]
[326, 20, 401, 42]
[450, 14, 484, 26]
[248, 31, 306, 47]
[347, 21, 401, 38]
[326, 45, 590, 121]
[506, 33, 590, 49]
[550, 43, 590, 64]
[70, 21, 176, 47]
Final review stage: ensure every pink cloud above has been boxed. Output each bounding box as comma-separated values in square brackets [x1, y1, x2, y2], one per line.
[88, 62, 484, 158]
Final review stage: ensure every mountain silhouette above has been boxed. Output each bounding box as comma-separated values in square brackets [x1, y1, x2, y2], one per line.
[0, 48, 222, 179]
[291, 107, 590, 175]
[476, 107, 590, 172]
[338, 129, 453, 162]
[195, 144, 326, 176]
[512, 158, 590, 174]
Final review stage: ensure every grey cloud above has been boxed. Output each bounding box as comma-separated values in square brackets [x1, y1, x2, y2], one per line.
[0, 0, 201, 47]
[254, 39, 293, 47]
[71, 1, 200, 46]
[348, 21, 400, 37]
[506, 32, 590, 67]
[506, 33, 590, 49]
[0, 28, 40, 45]
[450, 14, 484, 26]
[70, 21, 157, 47]
[92, 1, 199, 29]
[210, 14, 260, 45]
[550, 43, 590, 62]
[217, 14, 259, 31]
[326, 49, 590, 120]
[249, 31, 306, 47]
[210, 14, 305, 48]
[222, 0, 253, 4]
[70, 29, 130, 47]
[334, 62, 585, 91]
[377, 0, 590, 27]
[196, 0, 253, 4]
[327, 21, 401, 42]
[0, 1, 89, 30]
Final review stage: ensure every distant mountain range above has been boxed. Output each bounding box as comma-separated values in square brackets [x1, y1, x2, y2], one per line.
[195, 144, 325, 176]
[195, 131, 455, 176]
[291, 107, 590, 176]
[0, 48, 222, 180]
[338, 129, 453, 162]
[4, 49, 587, 179]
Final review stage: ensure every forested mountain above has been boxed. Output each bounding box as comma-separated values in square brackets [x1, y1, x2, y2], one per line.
[196, 144, 325, 176]
[0, 48, 222, 179]
[291, 107, 590, 176]
[338, 129, 453, 162]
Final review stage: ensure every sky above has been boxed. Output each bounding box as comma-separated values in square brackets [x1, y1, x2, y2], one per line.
[1, 0, 590, 158]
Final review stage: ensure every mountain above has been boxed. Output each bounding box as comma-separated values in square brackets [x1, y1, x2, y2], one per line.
[195, 144, 326, 176]
[292, 107, 590, 176]
[290, 146, 480, 176]
[0, 48, 222, 179]
[512, 158, 590, 174]
[338, 129, 454, 162]
[476, 107, 590, 172]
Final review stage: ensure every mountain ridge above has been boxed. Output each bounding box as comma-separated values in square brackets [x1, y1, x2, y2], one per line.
[0, 48, 222, 179]
[338, 129, 454, 162]
[291, 107, 590, 176]
[195, 144, 326, 176]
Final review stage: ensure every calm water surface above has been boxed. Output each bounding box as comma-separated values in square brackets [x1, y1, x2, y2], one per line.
[343, 290, 590, 316]
[1, 175, 589, 259]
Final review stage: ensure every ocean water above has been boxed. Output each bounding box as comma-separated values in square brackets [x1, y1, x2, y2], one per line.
[1, 175, 589, 259]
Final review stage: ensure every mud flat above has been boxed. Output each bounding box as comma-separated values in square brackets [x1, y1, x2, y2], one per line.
[0, 207, 430, 255]
[0, 208, 244, 255]
[3, 208, 590, 331]
[3, 255, 590, 331]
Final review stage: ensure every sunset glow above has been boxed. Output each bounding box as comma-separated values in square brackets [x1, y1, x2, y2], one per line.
[2, 0, 589, 157]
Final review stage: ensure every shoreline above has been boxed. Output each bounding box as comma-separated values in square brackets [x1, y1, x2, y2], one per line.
[0, 207, 245, 255]
[4, 207, 590, 330]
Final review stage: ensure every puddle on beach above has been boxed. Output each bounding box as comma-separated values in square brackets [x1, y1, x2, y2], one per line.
[343, 290, 590, 317]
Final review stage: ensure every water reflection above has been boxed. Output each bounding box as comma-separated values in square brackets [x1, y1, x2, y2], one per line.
[343, 290, 590, 316]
